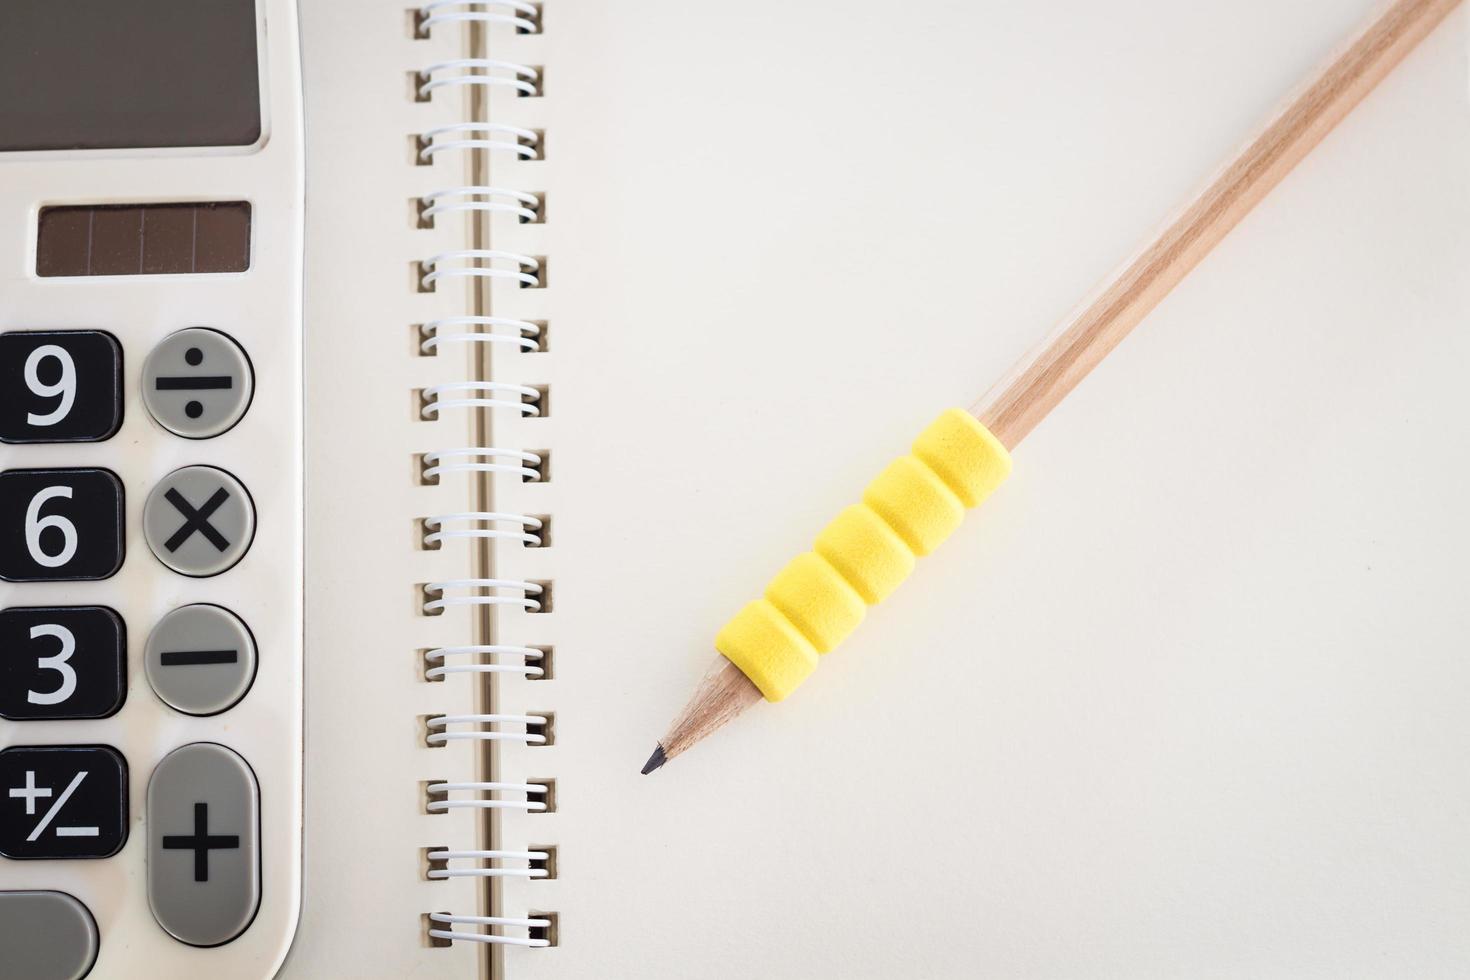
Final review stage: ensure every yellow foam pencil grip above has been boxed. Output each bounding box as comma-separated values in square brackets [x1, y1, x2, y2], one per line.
[715, 409, 1011, 701]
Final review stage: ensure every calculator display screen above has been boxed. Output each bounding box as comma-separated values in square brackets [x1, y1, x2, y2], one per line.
[0, 0, 261, 152]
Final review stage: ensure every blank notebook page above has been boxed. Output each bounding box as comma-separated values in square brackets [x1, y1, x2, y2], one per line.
[494, 1, 1470, 977]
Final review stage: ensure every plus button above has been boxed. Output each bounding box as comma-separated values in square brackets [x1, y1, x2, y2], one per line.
[162, 802, 240, 882]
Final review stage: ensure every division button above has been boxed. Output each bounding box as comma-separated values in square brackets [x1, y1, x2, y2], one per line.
[0, 891, 99, 980]
[147, 743, 260, 947]
[142, 466, 256, 577]
[145, 605, 257, 716]
[141, 328, 253, 439]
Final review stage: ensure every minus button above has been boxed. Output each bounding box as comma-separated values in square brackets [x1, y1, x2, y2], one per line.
[160, 650, 239, 667]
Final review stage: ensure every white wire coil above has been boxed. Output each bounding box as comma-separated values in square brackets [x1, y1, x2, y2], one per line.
[425, 644, 546, 679]
[421, 186, 542, 224]
[421, 315, 543, 353]
[422, 447, 542, 481]
[422, 381, 542, 417]
[418, 1, 540, 36]
[428, 849, 550, 880]
[419, 122, 541, 162]
[428, 913, 551, 948]
[419, 59, 541, 99]
[424, 512, 543, 547]
[423, 578, 543, 614]
[427, 782, 549, 812]
[421, 248, 541, 290]
[426, 715, 548, 746]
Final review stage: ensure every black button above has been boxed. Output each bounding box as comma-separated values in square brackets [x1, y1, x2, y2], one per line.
[0, 607, 126, 721]
[0, 746, 128, 860]
[0, 469, 125, 582]
[0, 331, 123, 444]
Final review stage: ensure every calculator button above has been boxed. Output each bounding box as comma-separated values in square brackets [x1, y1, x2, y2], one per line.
[0, 469, 125, 582]
[144, 605, 256, 716]
[141, 328, 254, 439]
[0, 746, 128, 860]
[142, 466, 256, 577]
[0, 330, 123, 444]
[0, 607, 127, 721]
[0, 891, 99, 980]
[147, 743, 260, 947]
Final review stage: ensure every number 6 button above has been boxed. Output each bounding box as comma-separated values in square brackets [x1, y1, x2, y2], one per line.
[0, 330, 123, 444]
[0, 469, 125, 582]
[0, 607, 126, 721]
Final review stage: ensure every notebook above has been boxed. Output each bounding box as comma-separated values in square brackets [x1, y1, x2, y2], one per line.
[287, 0, 1470, 976]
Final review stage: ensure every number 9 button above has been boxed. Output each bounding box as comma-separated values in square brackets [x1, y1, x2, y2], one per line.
[0, 330, 123, 444]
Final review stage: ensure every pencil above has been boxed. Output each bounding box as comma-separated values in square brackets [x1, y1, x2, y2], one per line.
[643, 0, 1461, 775]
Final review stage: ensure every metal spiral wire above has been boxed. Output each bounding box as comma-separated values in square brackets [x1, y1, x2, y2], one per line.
[413, 3, 554, 952]
[417, 1, 542, 37]
[427, 849, 551, 879]
[418, 59, 542, 99]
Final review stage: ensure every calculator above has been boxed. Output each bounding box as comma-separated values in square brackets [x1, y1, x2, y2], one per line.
[0, 1, 304, 977]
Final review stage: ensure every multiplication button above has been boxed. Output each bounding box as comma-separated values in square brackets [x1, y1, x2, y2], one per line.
[143, 466, 255, 577]
[145, 605, 257, 716]
[142, 328, 253, 439]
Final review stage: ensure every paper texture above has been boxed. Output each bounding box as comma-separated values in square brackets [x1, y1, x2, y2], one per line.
[293, 1, 1470, 976]
[287, 6, 487, 977]
[490, 1, 1470, 977]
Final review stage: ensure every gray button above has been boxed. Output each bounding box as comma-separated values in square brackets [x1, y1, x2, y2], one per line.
[143, 466, 256, 577]
[147, 743, 260, 947]
[0, 891, 99, 979]
[145, 605, 257, 716]
[141, 328, 254, 439]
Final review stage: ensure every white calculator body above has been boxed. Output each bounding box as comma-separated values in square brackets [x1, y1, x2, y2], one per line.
[0, 1, 304, 977]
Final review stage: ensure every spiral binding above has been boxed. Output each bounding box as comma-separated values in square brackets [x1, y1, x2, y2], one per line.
[418, 59, 543, 99]
[420, 249, 542, 290]
[413, 0, 552, 952]
[420, 186, 542, 224]
[416, 1, 542, 37]
[423, 447, 543, 481]
[418, 123, 540, 162]
[428, 914, 551, 950]
[421, 382, 542, 418]
[428, 849, 550, 880]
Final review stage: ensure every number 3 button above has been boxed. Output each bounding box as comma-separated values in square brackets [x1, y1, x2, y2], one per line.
[0, 607, 126, 721]
[0, 330, 123, 444]
[0, 469, 124, 582]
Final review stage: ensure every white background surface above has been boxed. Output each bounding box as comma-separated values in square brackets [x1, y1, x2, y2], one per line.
[483, 1, 1470, 978]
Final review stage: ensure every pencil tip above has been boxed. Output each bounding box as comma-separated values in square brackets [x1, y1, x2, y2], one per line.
[641, 744, 667, 775]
